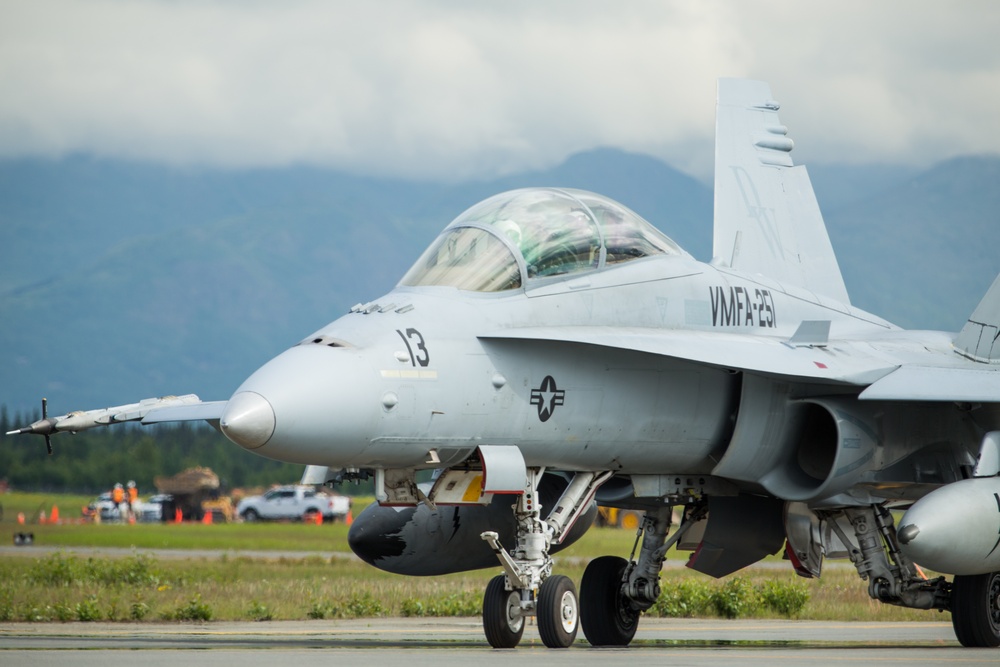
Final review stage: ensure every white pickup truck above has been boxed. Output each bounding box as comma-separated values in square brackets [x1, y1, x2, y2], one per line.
[236, 485, 350, 522]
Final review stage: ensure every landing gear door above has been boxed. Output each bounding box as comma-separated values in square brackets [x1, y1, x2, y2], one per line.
[427, 445, 526, 505]
[478, 445, 527, 494]
[784, 501, 824, 578]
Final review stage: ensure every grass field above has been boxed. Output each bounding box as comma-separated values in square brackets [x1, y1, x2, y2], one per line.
[0, 491, 950, 624]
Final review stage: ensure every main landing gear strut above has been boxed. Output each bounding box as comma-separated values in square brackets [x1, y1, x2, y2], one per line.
[480, 469, 611, 648]
[579, 504, 706, 646]
[577, 506, 669, 646]
[837, 504, 1000, 647]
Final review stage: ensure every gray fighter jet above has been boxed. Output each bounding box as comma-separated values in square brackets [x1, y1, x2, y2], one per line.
[11, 79, 1000, 649]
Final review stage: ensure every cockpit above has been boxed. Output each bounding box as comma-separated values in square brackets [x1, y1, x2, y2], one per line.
[399, 188, 685, 292]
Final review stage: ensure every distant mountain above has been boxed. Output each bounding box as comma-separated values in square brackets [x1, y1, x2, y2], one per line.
[0, 149, 997, 415]
[824, 155, 1000, 330]
[806, 162, 920, 212]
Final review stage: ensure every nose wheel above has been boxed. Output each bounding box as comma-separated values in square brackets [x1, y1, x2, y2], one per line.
[537, 574, 579, 648]
[483, 575, 524, 649]
[482, 574, 580, 649]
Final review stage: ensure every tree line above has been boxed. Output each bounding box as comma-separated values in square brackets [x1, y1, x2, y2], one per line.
[0, 405, 351, 495]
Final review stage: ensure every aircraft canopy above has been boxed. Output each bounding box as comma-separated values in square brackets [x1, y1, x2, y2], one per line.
[400, 188, 683, 292]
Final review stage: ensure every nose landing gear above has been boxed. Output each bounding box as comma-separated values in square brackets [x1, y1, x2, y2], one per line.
[480, 469, 610, 648]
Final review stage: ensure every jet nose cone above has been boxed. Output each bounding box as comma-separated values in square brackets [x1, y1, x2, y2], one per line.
[220, 391, 275, 450]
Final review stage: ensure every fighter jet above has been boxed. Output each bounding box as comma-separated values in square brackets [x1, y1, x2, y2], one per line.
[10, 78, 1000, 649]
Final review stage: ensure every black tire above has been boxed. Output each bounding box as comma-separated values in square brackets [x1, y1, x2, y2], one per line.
[483, 575, 524, 649]
[242, 508, 259, 523]
[952, 571, 1000, 647]
[580, 555, 640, 646]
[537, 574, 579, 648]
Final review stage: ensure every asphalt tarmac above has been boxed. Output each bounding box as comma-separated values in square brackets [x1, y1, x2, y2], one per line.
[2, 617, 995, 667]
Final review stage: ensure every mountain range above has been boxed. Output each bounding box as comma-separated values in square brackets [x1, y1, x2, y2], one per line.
[1, 149, 997, 415]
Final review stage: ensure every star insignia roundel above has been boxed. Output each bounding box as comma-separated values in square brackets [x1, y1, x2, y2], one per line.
[530, 375, 565, 422]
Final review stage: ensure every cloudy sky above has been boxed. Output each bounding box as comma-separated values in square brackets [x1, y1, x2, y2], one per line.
[1, 1, 998, 181]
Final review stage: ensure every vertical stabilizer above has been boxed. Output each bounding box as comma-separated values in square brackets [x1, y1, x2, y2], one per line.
[955, 273, 1000, 363]
[713, 79, 850, 304]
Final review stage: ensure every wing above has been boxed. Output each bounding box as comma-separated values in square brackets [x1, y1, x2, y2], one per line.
[862, 272, 1000, 401]
[713, 79, 850, 305]
[480, 326, 896, 386]
[859, 365, 1000, 402]
[482, 323, 1000, 402]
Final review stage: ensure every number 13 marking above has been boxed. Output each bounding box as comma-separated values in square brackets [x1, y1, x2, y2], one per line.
[396, 328, 430, 367]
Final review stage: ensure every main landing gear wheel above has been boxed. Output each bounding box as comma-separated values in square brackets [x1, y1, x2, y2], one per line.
[537, 574, 579, 648]
[951, 571, 1000, 647]
[580, 555, 640, 646]
[483, 574, 524, 648]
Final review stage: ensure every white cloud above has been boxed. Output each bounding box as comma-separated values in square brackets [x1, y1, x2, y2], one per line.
[0, 0, 998, 180]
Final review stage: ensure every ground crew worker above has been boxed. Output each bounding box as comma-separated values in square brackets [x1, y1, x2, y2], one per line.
[112, 483, 125, 521]
[127, 481, 138, 521]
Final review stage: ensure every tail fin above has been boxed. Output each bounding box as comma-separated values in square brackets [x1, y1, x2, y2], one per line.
[954, 273, 1000, 363]
[713, 79, 850, 305]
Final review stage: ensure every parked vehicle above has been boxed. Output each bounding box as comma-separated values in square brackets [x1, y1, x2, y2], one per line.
[87, 492, 120, 522]
[139, 494, 173, 522]
[596, 507, 644, 530]
[154, 467, 230, 521]
[236, 485, 349, 522]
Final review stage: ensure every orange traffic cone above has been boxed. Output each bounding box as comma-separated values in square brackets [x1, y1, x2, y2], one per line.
[315, 512, 323, 525]
[50, 505, 60, 524]
[346, 510, 353, 526]
[17, 512, 25, 525]
[202, 511, 213, 525]
[38, 510, 47, 524]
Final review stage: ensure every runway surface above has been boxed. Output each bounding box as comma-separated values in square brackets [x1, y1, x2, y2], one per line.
[2, 617, 995, 666]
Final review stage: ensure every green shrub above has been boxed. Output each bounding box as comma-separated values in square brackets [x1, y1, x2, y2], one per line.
[29, 553, 77, 586]
[247, 601, 273, 622]
[400, 599, 424, 617]
[759, 580, 809, 617]
[344, 592, 384, 618]
[427, 592, 481, 617]
[23, 605, 49, 622]
[401, 592, 480, 618]
[306, 600, 330, 619]
[75, 596, 101, 622]
[52, 602, 75, 622]
[86, 554, 160, 587]
[171, 595, 213, 621]
[649, 579, 714, 617]
[711, 577, 762, 619]
[28, 552, 161, 588]
[130, 598, 150, 621]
